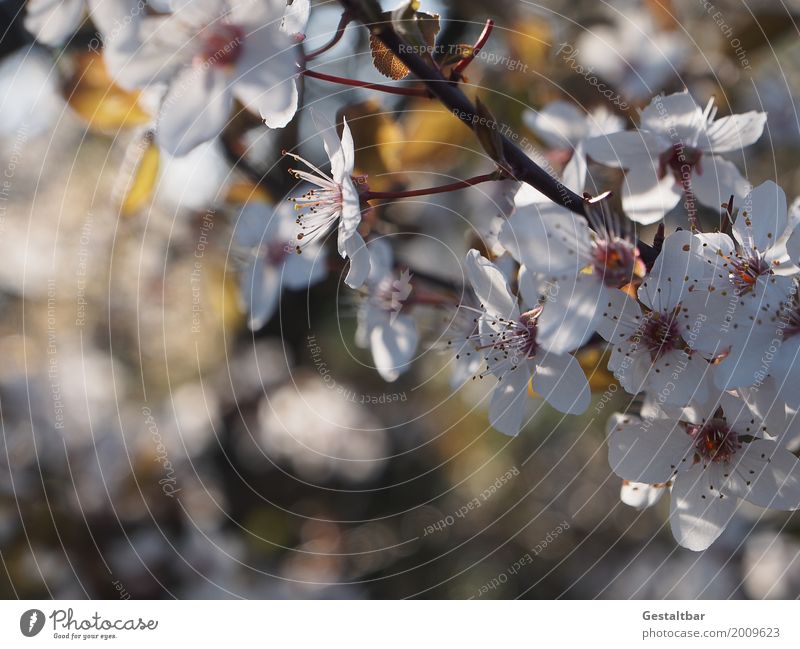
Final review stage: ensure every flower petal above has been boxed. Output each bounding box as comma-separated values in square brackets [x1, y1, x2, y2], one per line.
[621, 162, 682, 225]
[233, 23, 299, 129]
[465, 250, 519, 320]
[532, 352, 590, 415]
[499, 205, 591, 274]
[369, 313, 417, 382]
[488, 363, 532, 436]
[733, 180, 788, 255]
[640, 90, 703, 144]
[690, 155, 750, 212]
[25, 0, 84, 46]
[242, 261, 281, 330]
[725, 440, 800, 510]
[670, 464, 738, 551]
[700, 110, 766, 153]
[584, 130, 665, 168]
[522, 101, 587, 150]
[607, 414, 692, 483]
[536, 274, 603, 354]
[157, 67, 232, 156]
[343, 231, 371, 289]
[620, 481, 667, 510]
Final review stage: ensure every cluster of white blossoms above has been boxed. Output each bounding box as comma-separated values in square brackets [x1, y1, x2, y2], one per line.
[309, 90, 798, 551]
[21, 1, 800, 550]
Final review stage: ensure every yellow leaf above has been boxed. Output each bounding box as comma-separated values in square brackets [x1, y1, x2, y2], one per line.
[382, 101, 476, 170]
[117, 136, 160, 217]
[369, 34, 410, 80]
[66, 51, 151, 131]
[226, 181, 272, 205]
[507, 16, 551, 73]
[577, 347, 618, 393]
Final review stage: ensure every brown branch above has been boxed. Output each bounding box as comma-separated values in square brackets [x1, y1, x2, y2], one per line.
[335, 0, 658, 267]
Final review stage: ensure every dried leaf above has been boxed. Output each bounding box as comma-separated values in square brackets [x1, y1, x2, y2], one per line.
[66, 51, 151, 131]
[369, 34, 410, 80]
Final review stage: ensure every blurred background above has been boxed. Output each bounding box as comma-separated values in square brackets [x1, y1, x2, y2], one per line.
[1, 0, 800, 598]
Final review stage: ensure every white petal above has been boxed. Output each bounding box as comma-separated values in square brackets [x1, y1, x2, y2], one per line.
[640, 90, 703, 144]
[690, 155, 750, 212]
[499, 205, 590, 273]
[342, 231, 370, 289]
[786, 224, 800, 265]
[726, 440, 800, 510]
[621, 162, 682, 225]
[233, 30, 299, 129]
[595, 288, 642, 341]
[584, 130, 665, 168]
[536, 274, 603, 354]
[157, 67, 232, 156]
[101, 16, 185, 90]
[522, 101, 587, 150]
[281, 0, 310, 36]
[282, 245, 327, 290]
[369, 313, 417, 382]
[620, 481, 666, 510]
[242, 261, 281, 330]
[233, 202, 269, 247]
[733, 180, 788, 254]
[488, 363, 532, 436]
[365, 238, 393, 282]
[670, 465, 738, 551]
[713, 326, 778, 390]
[465, 250, 518, 320]
[607, 415, 691, 484]
[25, 0, 84, 46]
[0, 47, 63, 138]
[561, 142, 587, 194]
[311, 111, 351, 182]
[648, 351, 711, 407]
[336, 176, 362, 246]
[700, 111, 766, 153]
[532, 352, 590, 415]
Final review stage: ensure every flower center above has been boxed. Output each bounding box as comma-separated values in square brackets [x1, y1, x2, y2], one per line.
[591, 237, 642, 288]
[517, 308, 540, 359]
[199, 23, 245, 67]
[658, 143, 703, 185]
[285, 153, 346, 254]
[639, 309, 682, 360]
[730, 252, 771, 295]
[687, 416, 741, 463]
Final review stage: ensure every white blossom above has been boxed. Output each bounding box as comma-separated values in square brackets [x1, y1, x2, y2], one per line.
[286, 114, 370, 288]
[234, 200, 327, 330]
[100, 0, 306, 155]
[355, 239, 418, 383]
[463, 250, 590, 435]
[607, 393, 800, 550]
[585, 91, 766, 224]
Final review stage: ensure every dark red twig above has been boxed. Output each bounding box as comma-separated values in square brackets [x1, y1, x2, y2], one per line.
[450, 19, 494, 81]
[304, 11, 352, 61]
[302, 68, 429, 97]
[364, 172, 500, 200]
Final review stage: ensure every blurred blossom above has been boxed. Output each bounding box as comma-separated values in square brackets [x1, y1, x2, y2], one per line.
[0, 47, 63, 140]
[742, 530, 800, 599]
[575, 7, 689, 102]
[154, 139, 231, 212]
[251, 376, 389, 483]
